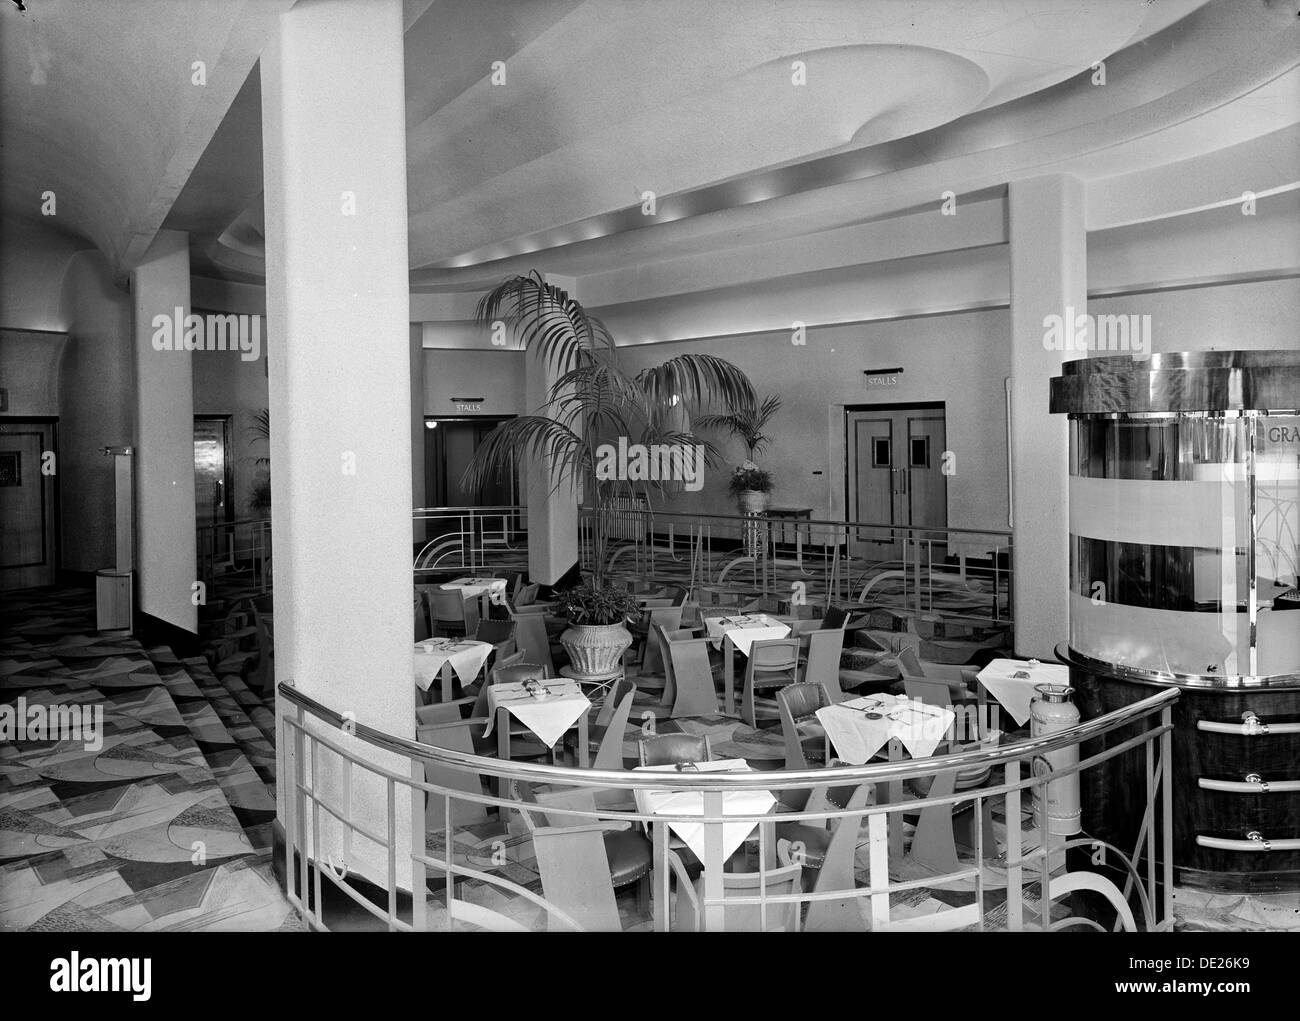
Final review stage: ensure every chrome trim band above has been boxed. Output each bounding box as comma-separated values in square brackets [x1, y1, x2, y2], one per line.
[1057, 644, 1300, 691]
[1050, 351, 1300, 415]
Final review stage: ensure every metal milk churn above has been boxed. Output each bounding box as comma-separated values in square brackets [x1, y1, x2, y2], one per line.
[1030, 683, 1082, 836]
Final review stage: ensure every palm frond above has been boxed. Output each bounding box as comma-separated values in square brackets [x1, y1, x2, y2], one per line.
[474, 271, 615, 377]
[693, 392, 782, 458]
[634, 353, 756, 427]
[459, 415, 589, 497]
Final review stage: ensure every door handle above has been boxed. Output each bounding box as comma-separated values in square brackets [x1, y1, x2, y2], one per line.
[899, 469, 907, 495]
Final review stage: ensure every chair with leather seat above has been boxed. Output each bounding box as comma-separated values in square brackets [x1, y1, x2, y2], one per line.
[514, 783, 652, 931]
[741, 637, 801, 728]
[482, 659, 556, 761]
[777, 682, 834, 771]
[802, 781, 874, 932]
[637, 732, 712, 767]
[774, 763, 865, 867]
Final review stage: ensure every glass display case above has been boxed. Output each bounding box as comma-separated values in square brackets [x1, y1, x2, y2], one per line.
[1068, 414, 1299, 681]
[1050, 351, 1300, 891]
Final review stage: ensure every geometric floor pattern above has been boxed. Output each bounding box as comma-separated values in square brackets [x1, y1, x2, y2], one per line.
[0, 584, 303, 932]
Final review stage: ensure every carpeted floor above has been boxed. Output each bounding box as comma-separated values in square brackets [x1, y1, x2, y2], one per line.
[0, 585, 302, 932]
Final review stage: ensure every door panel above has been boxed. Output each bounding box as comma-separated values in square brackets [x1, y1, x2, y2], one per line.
[193, 416, 230, 531]
[0, 419, 57, 590]
[847, 405, 947, 564]
[424, 417, 518, 509]
[848, 415, 899, 557]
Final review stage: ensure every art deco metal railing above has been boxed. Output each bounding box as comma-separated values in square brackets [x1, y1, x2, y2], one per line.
[196, 516, 272, 595]
[579, 506, 1013, 626]
[277, 681, 1174, 933]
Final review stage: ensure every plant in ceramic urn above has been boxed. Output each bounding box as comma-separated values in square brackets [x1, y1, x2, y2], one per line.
[728, 461, 774, 515]
[696, 393, 782, 515]
[551, 582, 642, 680]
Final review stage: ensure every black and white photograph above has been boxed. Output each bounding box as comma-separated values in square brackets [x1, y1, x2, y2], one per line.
[0, 0, 1297, 987]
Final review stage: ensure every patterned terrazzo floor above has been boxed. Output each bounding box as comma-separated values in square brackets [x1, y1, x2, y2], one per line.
[0, 585, 302, 932]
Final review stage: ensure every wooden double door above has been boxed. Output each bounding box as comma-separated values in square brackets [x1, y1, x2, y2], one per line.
[846, 403, 947, 562]
[0, 418, 58, 590]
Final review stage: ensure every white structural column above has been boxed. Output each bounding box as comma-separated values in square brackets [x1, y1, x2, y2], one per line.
[1007, 175, 1085, 659]
[524, 274, 580, 585]
[131, 229, 197, 634]
[411, 326, 427, 543]
[262, 0, 414, 889]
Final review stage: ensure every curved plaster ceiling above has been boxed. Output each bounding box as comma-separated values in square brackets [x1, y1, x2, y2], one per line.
[0, 0, 293, 276]
[5, 0, 1298, 294]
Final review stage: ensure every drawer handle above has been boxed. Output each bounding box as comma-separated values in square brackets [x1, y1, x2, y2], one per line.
[1198, 773, 1300, 794]
[1197, 710, 1300, 737]
[1196, 831, 1300, 852]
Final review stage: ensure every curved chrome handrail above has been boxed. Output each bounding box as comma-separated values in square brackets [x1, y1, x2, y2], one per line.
[276, 681, 1176, 791]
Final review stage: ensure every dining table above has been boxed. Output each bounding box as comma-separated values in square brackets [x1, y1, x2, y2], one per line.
[704, 612, 793, 716]
[634, 758, 777, 931]
[815, 692, 955, 765]
[975, 658, 1069, 728]
[484, 678, 592, 766]
[413, 637, 495, 704]
[440, 576, 509, 619]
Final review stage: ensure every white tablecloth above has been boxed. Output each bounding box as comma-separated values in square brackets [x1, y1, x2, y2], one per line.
[975, 658, 1070, 727]
[413, 639, 494, 691]
[634, 759, 776, 861]
[483, 679, 591, 748]
[816, 693, 954, 764]
[705, 614, 792, 656]
[442, 576, 508, 605]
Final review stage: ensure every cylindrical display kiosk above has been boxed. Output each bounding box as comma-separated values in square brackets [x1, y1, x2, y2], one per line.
[1050, 351, 1300, 891]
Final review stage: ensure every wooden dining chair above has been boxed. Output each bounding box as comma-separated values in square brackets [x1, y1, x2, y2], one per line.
[630, 604, 684, 675]
[801, 627, 848, 700]
[898, 647, 980, 737]
[513, 783, 651, 932]
[430, 588, 480, 638]
[741, 637, 801, 728]
[474, 618, 515, 645]
[415, 711, 494, 833]
[776, 681, 834, 771]
[510, 611, 556, 677]
[563, 678, 638, 772]
[803, 782, 873, 933]
[667, 839, 803, 932]
[637, 733, 712, 767]
[662, 630, 721, 719]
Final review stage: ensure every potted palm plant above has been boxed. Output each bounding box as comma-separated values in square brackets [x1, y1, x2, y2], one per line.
[696, 393, 782, 514]
[462, 272, 757, 677]
[550, 582, 642, 678]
